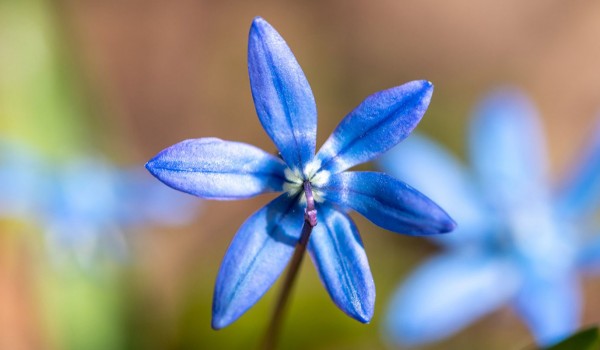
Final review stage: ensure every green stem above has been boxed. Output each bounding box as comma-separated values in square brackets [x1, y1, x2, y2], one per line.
[260, 182, 317, 350]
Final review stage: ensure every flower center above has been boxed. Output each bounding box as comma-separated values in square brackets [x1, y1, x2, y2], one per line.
[283, 160, 330, 203]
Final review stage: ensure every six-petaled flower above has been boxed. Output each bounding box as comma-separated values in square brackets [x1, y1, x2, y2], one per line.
[379, 88, 600, 347]
[146, 17, 455, 329]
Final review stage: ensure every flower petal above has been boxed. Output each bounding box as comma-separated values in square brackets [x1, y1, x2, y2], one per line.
[120, 169, 200, 227]
[316, 80, 433, 174]
[248, 17, 317, 171]
[212, 193, 304, 329]
[146, 138, 286, 200]
[0, 140, 43, 218]
[384, 252, 519, 346]
[469, 88, 550, 208]
[514, 273, 581, 346]
[322, 171, 455, 235]
[556, 117, 600, 219]
[307, 204, 375, 323]
[378, 134, 490, 246]
[578, 235, 600, 272]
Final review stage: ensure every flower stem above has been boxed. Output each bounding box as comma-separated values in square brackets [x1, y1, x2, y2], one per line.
[260, 182, 317, 350]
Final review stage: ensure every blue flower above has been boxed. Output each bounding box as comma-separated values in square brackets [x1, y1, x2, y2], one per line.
[379, 88, 600, 347]
[41, 157, 198, 266]
[0, 141, 198, 266]
[0, 139, 44, 218]
[146, 17, 455, 329]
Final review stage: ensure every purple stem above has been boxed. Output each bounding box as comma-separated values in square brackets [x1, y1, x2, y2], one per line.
[260, 181, 317, 350]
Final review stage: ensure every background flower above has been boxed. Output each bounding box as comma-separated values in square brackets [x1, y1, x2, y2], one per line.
[0, 142, 199, 266]
[379, 88, 600, 347]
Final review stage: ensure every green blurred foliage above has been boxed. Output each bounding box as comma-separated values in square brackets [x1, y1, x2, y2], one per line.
[38, 266, 126, 350]
[0, 0, 89, 159]
[544, 326, 600, 350]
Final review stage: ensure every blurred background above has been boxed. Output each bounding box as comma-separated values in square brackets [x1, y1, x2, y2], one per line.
[1, 0, 600, 349]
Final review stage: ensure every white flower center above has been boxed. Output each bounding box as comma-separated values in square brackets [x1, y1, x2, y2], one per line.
[283, 160, 330, 203]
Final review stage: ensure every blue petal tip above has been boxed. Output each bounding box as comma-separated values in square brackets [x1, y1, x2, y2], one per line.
[251, 16, 268, 30]
[442, 218, 458, 234]
[211, 316, 227, 330]
[211, 306, 235, 330]
[410, 80, 434, 107]
[421, 80, 434, 96]
[145, 158, 162, 180]
[351, 303, 373, 324]
[144, 160, 155, 175]
[357, 313, 373, 324]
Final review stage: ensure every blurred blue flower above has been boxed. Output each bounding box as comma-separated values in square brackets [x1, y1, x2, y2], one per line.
[146, 17, 455, 329]
[0, 142, 198, 267]
[0, 139, 44, 218]
[379, 88, 600, 347]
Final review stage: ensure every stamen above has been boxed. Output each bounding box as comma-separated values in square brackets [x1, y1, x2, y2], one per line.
[284, 168, 303, 184]
[303, 159, 321, 179]
[310, 169, 330, 187]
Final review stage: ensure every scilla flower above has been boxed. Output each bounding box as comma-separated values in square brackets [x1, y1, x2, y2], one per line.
[146, 17, 455, 330]
[0, 141, 198, 267]
[40, 157, 198, 266]
[379, 88, 600, 347]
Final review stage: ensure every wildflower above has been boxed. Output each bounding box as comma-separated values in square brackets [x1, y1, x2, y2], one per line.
[0, 140, 42, 218]
[0, 142, 197, 266]
[146, 17, 455, 329]
[379, 88, 600, 346]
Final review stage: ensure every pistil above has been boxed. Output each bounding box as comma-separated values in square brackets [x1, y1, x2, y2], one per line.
[303, 181, 317, 227]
